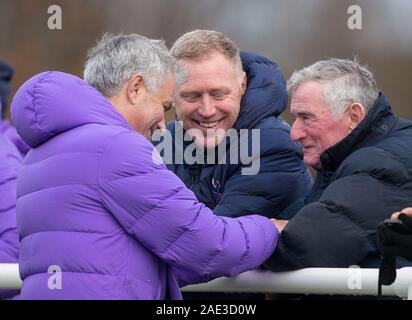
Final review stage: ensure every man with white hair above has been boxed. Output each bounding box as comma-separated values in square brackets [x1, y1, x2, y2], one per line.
[265, 58, 412, 271]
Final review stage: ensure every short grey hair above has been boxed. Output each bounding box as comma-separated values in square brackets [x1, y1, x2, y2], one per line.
[84, 33, 183, 97]
[287, 58, 379, 118]
[170, 29, 244, 84]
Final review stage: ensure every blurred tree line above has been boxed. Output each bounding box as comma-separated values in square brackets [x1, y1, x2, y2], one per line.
[0, 0, 411, 123]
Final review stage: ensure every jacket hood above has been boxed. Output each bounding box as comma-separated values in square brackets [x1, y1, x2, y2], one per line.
[11, 71, 130, 148]
[235, 51, 288, 130]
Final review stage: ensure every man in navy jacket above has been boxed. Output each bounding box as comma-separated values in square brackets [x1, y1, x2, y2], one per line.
[154, 30, 312, 221]
[265, 58, 412, 271]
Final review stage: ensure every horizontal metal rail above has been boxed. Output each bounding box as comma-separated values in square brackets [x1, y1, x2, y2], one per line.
[1, 264, 411, 299]
[182, 267, 412, 299]
[0, 264, 21, 289]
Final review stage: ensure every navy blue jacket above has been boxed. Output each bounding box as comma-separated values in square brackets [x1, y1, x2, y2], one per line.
[158, 52, 312, 219]
[265, 93, 412, 271]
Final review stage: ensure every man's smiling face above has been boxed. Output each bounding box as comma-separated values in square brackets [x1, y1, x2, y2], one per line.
[175, 51, 246, 148]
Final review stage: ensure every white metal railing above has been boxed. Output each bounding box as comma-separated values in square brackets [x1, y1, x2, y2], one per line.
[0, 264, 21, 289]
[1, 263, 412, 299]
[182, 267, 412, 299]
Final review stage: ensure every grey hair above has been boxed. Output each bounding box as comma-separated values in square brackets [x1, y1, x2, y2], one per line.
[287, 58, 379, 118]
[170, 29, 244, 85]
[84, 33, 185, 97]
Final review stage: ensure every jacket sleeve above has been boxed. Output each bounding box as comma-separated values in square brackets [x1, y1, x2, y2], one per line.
[265, 147, 409, 271]
[213, 126, 312, 219]
[97, 131, 278, 285]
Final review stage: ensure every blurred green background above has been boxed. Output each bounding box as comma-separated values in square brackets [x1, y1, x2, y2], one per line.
[1, 0, 411, 124]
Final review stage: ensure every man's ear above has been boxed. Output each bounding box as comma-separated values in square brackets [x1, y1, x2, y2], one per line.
[240, 72, 247, 95]
[348, 103, 366, 129]
[126, 74, 145, 104]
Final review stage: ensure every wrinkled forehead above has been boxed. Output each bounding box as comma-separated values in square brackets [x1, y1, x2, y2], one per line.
[290, 81, 330, 114]
[177, 62, 241, 96]
[180, 51, 238, 74]
[178, 48, 236, 63]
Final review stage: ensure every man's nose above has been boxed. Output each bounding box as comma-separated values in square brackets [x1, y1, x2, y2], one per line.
[290, 120, 306, 141]
[198, 94, 216, 118]
[155, 117, 166, 133]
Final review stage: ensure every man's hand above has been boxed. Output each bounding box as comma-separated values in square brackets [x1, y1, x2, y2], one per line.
[271, 219, 288, 233]
[378, 210, 412, 262]
[391, 207, 412, 220]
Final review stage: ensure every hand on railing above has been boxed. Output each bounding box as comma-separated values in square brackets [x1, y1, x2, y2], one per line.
[378, 209, 412, 262]
[271, 219, 288, 233]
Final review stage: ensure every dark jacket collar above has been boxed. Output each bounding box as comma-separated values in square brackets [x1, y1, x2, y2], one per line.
[320, 93, 398, 172]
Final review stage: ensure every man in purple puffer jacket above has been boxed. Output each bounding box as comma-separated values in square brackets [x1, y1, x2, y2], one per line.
[10, 33, 280, 300]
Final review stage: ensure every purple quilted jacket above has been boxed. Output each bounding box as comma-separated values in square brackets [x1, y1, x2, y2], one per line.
[0, 120, 21, 299]
[10, 71, 278, 300]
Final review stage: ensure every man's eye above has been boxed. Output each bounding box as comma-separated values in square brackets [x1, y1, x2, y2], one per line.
[300, 114, 313, 122]
[211, 92, 226, 100]
[210, 90, 228, 100]
[181, 94, 199, 102]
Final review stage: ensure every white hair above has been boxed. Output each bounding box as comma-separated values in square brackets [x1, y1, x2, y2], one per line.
[287, 58, 379, 119]
[84, 33, 185, 97]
